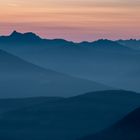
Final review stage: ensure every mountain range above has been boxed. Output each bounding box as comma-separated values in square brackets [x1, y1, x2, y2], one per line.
[0, 31, 140, 92]
[0, 31, 140, 140]
[0, 48, 110, 98]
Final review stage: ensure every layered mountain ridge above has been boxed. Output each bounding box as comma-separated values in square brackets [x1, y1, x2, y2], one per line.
[0, 90, 140, 140]
[0, 31, 139, 92]
[0, 48, 111, 98]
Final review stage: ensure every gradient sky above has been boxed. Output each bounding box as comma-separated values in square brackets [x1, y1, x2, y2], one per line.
[0, 0, 140, 41]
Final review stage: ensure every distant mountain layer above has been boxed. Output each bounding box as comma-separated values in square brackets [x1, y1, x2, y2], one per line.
[0, 49, 110, 98]
[117, 39, 140, 50]
[78, 39, 131, 51]
[1, 31, 139, 50]
[0, 31, 140, 92]
[0, 90, 140, 140]
[80, 107, 140, 140]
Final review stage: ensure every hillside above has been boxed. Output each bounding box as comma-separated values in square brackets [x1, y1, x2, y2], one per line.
[80, 107, 140, 140]
[0, 90, 140, 140]
[0, 49, 110, 98]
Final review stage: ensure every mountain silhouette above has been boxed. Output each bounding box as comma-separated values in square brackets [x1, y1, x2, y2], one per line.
[0, 31, 75, 47]
[79, 39, 130, 51]
[0, 31, 129, 49]
[80, 107, 140, 140]
[0, 90, 140, 140]
[10, 30, 41, 40]
[0, 31, 140, 92]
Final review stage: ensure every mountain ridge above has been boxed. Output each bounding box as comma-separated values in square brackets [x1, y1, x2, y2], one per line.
[0, 31, 140, 93]
[1, 31, 139, 44]
[0, 48, 111, 98]
[0, 31, 137, 50]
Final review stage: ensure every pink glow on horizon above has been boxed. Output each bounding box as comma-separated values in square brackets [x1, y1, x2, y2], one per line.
[0, 0, 140, 41]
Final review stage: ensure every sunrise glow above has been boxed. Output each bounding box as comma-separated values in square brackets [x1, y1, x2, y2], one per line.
[0, 0, 140, 41]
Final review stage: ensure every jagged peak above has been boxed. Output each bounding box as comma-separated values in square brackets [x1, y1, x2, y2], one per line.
[9, 31, 41, 40]
[10, 30, 23, 36]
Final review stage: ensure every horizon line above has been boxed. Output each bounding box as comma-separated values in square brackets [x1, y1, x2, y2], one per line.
[1, 30, 140, 43]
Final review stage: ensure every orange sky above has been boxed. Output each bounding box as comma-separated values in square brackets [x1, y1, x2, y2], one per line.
[0, 0, 140, 41]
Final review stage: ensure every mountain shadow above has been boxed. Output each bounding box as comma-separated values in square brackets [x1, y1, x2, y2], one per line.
[80, 107, 140, 140]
